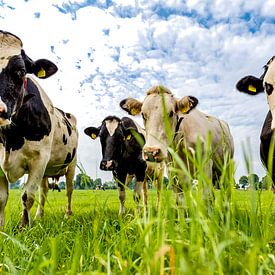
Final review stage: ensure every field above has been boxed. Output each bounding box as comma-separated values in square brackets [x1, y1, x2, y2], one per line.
[0, 188, 274, 274]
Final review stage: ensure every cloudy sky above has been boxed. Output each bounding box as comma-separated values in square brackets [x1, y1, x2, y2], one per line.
[1, 0, 275, 181]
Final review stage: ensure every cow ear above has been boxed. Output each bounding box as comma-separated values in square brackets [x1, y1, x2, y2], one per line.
[236, 75, 264, 95]
[177, 96, 198, 114]
[120, 98, 142, 116]
[21, 50, 58, 79]
[84, 127, 100, 140]
[33, 59, 58, 79]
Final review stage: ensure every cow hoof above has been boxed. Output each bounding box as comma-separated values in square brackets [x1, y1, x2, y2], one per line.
[19, 221, 29, 231]
[64, 210, 73, 218]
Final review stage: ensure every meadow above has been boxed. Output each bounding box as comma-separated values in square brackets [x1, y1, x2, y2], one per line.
[0, 187, 274, 274]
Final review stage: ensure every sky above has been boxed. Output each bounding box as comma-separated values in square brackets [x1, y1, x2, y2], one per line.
[1, 0, 275, 181]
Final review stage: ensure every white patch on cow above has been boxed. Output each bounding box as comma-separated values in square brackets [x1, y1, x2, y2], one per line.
[105, 119, 119, 136]
[0, 31, 22, 71]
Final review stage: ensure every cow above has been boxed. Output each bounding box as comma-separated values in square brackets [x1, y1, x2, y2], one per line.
[236, 56, 275, 192]
[48, 179, 61, 192]
[120, 85, 234, 203]
[0, 30, 78, 229]
[84, 116, 147, 214]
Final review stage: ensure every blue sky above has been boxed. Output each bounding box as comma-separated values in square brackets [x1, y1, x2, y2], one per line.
[1, 0, 275, 181]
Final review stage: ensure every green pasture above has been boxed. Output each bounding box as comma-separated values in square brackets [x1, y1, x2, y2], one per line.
[0, 188, 274, 274]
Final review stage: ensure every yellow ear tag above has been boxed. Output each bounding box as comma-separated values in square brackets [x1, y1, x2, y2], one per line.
[91, 133, 97, 139]
[130, 108, 139, 115]
[37, 68, 46, 78]
[248, 85, 257, 93]
[126, 134, 131, 140]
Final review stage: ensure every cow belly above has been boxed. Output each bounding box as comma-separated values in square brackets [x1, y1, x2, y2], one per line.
[44, 165, 68, 177]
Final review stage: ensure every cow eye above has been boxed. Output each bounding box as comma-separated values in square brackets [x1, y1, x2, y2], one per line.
[169, 111, 174, 117]
[265, 82, 274, 96]
[13, 69, 26, 83]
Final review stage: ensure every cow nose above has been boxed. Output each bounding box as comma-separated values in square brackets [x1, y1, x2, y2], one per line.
[100, 160, 113, 170]
[143, 147, 163, 162]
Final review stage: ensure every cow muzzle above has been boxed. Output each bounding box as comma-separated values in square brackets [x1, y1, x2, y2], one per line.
[100, 160, 115, 171]
[143, 147, 164, 163]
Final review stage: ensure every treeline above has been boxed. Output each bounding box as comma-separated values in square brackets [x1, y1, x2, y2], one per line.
[9, 172, 272, 191]
[236, 174, 273, 190]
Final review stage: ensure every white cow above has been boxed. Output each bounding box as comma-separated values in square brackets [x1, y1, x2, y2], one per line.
[120, 85, 234, 203]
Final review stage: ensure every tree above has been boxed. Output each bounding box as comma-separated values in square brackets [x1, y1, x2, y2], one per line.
[74, 173, 94, 189]
[248, 173, 260, 190]
[9, 179, 21, 189]
[237, 175, 249, 189]
[260, 175, 272, 190]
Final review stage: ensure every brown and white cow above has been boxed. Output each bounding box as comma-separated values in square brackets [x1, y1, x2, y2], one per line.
[120, 85, 234, 203]
[0, 30, 78, 229]
[236, 56, 275, 191]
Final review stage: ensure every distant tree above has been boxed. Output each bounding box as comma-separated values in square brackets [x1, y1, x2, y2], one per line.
[59, 181, 66, 190]
[104, 181, 117, 190]
[260, 175, 272, 190]
[163, 177, 169, 188]
[74, 173, 94, 189]
[9, 179, 21, 189]
[237, 175, 249, 189]
[248, 173, 260, 190]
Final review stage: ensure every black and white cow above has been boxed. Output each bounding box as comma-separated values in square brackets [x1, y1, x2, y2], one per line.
[84, 116, 147, 213]
[0, 30, 78, 229]
[236, 56, 275, 191]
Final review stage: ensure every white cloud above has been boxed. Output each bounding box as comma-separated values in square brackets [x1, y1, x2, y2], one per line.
[0, 0, 273, 182]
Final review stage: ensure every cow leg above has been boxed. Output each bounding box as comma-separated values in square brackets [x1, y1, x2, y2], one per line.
[20, 182, 38, 228]
[172, 178, 184, 206]
[118, 185, 126, 214]
[64, 159, 76, 217]
[134, 162, 147, 211]
[133, 181, 143, 210]
[0, 174, 8, 229]
[116, 172, 127, 215]
[143, 180, 148, 209]
[35, 177, 49, 219]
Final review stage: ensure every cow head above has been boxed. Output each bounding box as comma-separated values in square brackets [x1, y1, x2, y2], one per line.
[236, 56, 275, 129]
[0, 30, 57, 126]
[84, 116, 139, 171]
[120, 85, 198, 162]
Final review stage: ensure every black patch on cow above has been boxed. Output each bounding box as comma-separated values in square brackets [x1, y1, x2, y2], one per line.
[22, 192, 27, 205]
[260, 111, 273, 165]
[260, 111, 275, 188]
[0, 78, 52, 151]
[265, 83, 274, 96]
[174, 117, 184, 139]
[63, 134, 68, 145]
[64, 148, 76, 165]
[56, 108, 72, 136]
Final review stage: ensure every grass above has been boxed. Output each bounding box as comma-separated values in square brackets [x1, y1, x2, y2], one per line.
[0, 188, 274, 274]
